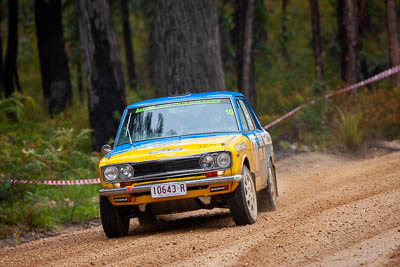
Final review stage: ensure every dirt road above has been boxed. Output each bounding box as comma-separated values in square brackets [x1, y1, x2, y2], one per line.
[1, 151, 400, 266]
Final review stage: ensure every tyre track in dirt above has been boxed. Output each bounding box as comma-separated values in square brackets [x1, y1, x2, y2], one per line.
[0, 151, 399, 266]
[233, 151, 400, 266]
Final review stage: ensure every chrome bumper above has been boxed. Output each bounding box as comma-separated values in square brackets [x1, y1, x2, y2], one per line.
[98, 175, 243, 196]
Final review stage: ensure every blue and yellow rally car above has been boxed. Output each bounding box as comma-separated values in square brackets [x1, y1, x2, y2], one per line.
[98, 92, 278, 238]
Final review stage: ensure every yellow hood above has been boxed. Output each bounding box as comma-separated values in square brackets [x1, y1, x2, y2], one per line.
[101, 135, 241, 166]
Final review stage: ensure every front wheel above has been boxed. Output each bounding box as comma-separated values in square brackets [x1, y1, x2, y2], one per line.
[229, 165, 257, 225]
[100, 196, 130, 238]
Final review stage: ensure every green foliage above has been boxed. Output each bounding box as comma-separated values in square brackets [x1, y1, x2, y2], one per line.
[295, 82, 330, 147]
[126, 85, 155, 105]
[0, 93, 37, 122]
[357, 89, 400, 140]
[333, 107, 365, 151]
[0, 95, 100, 235]
[0, 186, 99, 231]
[0, 126, 97, 184]
[296, 101, 329, 148]
[329, 88, 400, 146]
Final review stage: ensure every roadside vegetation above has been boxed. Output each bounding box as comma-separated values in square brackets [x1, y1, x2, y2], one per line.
[0, 89, 149, 244]
[261, 88, 400, 154]
[0, 94, 99, 241]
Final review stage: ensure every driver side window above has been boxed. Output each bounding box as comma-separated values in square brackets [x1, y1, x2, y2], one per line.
[238, 99, 256, 131]
[236, 100, 250, 132]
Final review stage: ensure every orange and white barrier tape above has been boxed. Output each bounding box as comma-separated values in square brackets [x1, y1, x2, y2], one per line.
[0, 178, 100, 185]
[263, 65, 400, 129]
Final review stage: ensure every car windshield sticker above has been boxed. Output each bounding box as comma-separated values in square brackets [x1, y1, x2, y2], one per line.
[135, 99, 222, 113]
[149, 148, 183, 154]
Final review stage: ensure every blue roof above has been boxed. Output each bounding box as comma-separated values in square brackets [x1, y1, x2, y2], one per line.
[126, 91, 244, 109]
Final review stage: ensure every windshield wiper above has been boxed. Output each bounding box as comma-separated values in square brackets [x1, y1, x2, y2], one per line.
[125, 112, 133, 145]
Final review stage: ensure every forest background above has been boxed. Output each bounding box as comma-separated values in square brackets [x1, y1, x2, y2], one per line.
[0, 0, 399, 242]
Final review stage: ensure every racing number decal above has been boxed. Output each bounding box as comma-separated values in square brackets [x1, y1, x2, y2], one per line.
[225, 108, 234, 115]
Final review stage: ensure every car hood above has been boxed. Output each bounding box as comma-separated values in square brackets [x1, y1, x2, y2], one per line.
[101, 134, 241, 165]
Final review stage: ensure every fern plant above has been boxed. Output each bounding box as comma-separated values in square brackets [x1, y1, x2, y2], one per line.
[0, 93, 36, 122]
[333, 107, 365, 151]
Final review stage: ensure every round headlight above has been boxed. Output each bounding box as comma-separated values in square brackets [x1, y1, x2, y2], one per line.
[200, 154, 215, 169]
[119, 164, 134, 180]
[104, 166, 119, 181]
[217, 152, 231, 168]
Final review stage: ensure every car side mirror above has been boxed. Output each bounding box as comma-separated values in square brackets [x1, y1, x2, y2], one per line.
[101, 144, 112, 156]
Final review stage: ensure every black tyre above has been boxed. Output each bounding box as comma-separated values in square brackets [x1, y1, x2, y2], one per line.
[257, 161, 278, 212]
[229, 165, 257, 225]
[100, 196, 130, 238]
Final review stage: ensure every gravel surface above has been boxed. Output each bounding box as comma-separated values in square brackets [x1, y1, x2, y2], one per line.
[1, 151, 399, 266]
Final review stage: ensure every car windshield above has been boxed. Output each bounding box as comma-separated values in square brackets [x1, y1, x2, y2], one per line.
[116, 98, 239, 145]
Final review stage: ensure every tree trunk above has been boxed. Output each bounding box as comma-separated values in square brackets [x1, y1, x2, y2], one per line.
[34, 0, 72, 115]
[76, 0, 127, 151]
[0, 1, 3, 95]
[385, 0, 400, 88]
[337, 0, 357, 85]
[358, 0, 369, 83]
[3, 0, 19, 98]
[281, 0, 290, 69]
[358, 0, 366, 36]
[241, 0, 254, 105]
[233, 0, 256, 108]
[150, 0, 225, 97]
[337, 0, 345, 79]
[120, 0, 137, 90]
[76, 57, 84, 100]
[309, 0, 324, 83]
[73, 3, 84, 101]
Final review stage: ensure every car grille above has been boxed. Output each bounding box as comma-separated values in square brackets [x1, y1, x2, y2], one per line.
[130, 156, 203, 182]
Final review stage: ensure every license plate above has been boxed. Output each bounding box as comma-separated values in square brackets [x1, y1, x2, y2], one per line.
[151, 182, 187, 198]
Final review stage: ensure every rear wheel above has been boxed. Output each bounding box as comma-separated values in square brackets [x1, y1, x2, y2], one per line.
[100, 196, 130, 238]
[229, 165, 257, 225]
[257, 162, 278, 212]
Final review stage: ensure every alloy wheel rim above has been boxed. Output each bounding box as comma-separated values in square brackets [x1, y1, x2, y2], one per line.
[244, 172, 257, 219]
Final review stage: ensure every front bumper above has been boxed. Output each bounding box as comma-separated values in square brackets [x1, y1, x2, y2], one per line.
[98, 175, 243, 196]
